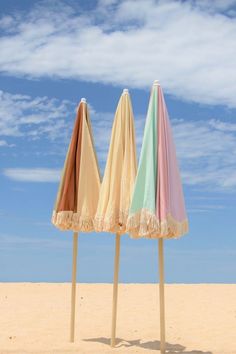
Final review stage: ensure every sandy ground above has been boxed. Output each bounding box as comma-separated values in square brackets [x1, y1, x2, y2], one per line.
[0, 284, 235, 354]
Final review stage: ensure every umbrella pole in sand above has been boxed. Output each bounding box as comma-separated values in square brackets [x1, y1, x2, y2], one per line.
[158, 238, 165, 354]
[111, 233, 121, 347]
[70, 232, 79, 342]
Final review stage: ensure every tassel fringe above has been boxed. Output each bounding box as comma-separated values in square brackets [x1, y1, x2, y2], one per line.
[94, 210, 129, 234]
[127, 209, 189, 239]
[52, 209, 189, 238]
[51, 210, 94, 232]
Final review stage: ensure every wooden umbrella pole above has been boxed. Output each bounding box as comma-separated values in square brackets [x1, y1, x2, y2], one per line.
[70, 232, 79, 342]
[158, 238, 166, 354]
[111, 233, 121, 347]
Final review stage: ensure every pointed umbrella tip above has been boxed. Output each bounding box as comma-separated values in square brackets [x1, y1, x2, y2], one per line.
[80, 98, 87, 103]
[122, 88, 129, 95]
[153, 80, 160, 86]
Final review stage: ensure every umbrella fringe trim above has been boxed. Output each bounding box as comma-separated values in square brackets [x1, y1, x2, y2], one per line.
[51, 209, 189, 237]
[51, 210, 94, 232]
[94, 211, 130, 233]
[127, 209, 189, 239]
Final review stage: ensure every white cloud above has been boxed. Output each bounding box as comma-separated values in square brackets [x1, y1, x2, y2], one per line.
[173, 118, 236, 189]
[3, 168, 61, 182]
[0, 1, 236, 106]
[0, 139, 15, 147]
[0, 233, 70, 250]
[0, 89, 115, 158]
[209, 119, 236, 132]
[188, 204, 226, 213]
[0, 90, 74, 140]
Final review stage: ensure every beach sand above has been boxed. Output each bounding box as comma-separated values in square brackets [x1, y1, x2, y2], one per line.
[0, 283, 235, 354]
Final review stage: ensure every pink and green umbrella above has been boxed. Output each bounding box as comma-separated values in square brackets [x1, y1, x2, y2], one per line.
[127, 80, 188, 353]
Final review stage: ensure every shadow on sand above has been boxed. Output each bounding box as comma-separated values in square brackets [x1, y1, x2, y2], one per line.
[84, 337, 212, 353]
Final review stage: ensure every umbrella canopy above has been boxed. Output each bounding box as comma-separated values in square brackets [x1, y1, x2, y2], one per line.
[52, 98, 101, 232]
[127, 81, 188, 239]
[94, 89, 137, 234]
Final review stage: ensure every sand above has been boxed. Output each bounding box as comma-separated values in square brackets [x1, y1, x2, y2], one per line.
[0, 283, 235, 354]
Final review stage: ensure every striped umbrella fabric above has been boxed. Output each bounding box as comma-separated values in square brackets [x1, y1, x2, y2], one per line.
[52, 99, 100, 232]
[127, 81, 188, 239]
[94, 89, 137, 233]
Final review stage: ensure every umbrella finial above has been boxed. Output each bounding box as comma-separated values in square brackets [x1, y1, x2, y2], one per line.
[123, 88, 129, 95]
[153, 80, 160, 86]
[81, 98, 87, 103]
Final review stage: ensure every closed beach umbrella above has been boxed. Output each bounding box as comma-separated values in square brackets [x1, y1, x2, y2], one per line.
[52, 98, 100, 342]
[127, 81, 188, 353]
[94, 89, 137, 347]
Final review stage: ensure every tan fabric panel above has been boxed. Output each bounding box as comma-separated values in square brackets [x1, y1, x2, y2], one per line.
[94, 91, 137, 234]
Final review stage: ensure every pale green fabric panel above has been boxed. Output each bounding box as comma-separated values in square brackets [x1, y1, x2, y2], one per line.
[129, 87, 158, 215]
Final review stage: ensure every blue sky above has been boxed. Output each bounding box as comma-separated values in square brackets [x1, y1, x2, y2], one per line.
[0, 0, 236, 283]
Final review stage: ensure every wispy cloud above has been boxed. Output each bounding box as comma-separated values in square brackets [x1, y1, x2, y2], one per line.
[173, 118, 236, 189]
[0, 1, 236, 106]
[3, 168, 61, 182]
[187, 205, 226, 213]
[0, 139, 15, 147]
[0, 90, 74, 140]
[209, 119, 236, 132]
[0, 233, 70, 250]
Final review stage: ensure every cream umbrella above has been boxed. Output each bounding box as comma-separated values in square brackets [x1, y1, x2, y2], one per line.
[94, 89, 137, 347]
[127, 81, 188, 353]
[52, 98, 100, 342]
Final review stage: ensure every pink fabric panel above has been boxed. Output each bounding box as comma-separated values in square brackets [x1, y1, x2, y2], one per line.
[156, 86, 187, 223]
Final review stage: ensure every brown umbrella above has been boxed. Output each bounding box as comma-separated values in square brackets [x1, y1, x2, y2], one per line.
[52, 98, 100, 341]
